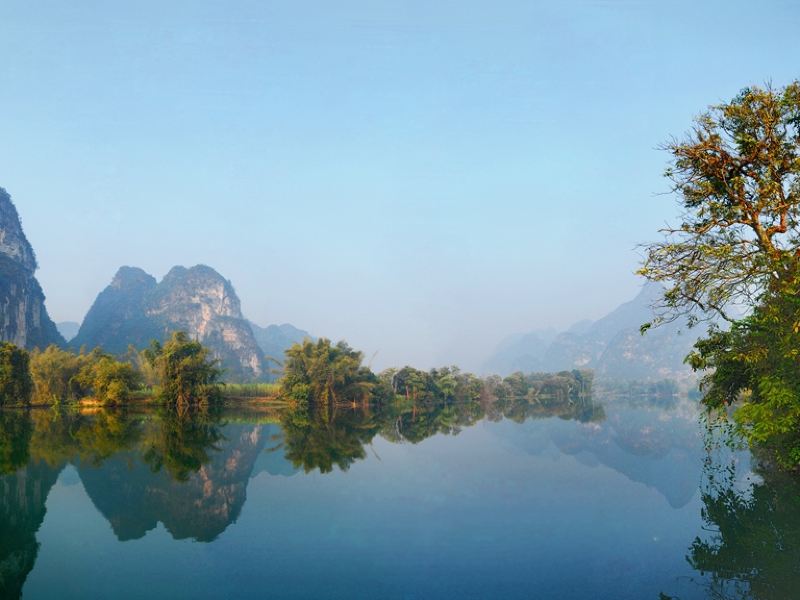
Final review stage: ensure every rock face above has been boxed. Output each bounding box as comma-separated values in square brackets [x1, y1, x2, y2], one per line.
[73, 265, 265, 381]
[0, 188, 64, 349]
[484, 284, 702, 380]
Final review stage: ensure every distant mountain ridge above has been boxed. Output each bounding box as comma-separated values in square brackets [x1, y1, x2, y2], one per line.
[0, 187, 64, 349]
[72, 265, 265, 381]
[484, 284, 702, 380]
[249, 322, 314, 368]
[56, 321, 81, 342]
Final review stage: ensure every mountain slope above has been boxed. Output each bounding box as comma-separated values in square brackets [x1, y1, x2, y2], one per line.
[0, 187, 64, 349]
[485, 284, 701, 380]
[250, 322, 313, 361]
[249, 322, 314, 380]
[73, 265, 265, 381]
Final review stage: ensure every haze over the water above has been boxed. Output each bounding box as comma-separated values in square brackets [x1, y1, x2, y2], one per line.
[1, 0, 798, 370]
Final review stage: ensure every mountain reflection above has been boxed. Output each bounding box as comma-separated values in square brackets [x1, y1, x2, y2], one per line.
[78, 419, 263, 542]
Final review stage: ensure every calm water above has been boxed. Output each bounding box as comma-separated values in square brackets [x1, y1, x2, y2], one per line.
[1, 394, 797, 599]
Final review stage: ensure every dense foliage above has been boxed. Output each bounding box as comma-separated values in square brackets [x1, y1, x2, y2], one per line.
[143, 332, 223, 408]
[0, 342, 33, 406]
[280, 339, 593, 410]
[383, 365, 484, 402]
[29, 346, 141, 405]
[641, 82, 800, 468]
[72, 351, 142, 405]
[29, 345, 85, 403]
[281, 338, 391, 404]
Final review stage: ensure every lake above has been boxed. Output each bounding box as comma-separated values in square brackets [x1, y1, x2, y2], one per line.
[1, 393, 796, 599]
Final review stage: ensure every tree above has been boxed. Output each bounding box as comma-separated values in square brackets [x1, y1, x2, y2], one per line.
[71, 351, 142, 405]
[145, 332, 222, 408]
[0, 343, 33, 406]
[641, 82, 800, 468]
[28, 345, 84, 404]
[640, 82, 800, 326]
[280, 338, 386, 405]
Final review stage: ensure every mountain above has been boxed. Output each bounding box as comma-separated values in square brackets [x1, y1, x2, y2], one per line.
[250, 322, 313, 367]
[72, 265, 265, 381]
[482, 329, 558, 376]
[55, 321, 80, 342]
[484, 283, 702, 380]
[0, 188, 64, 349]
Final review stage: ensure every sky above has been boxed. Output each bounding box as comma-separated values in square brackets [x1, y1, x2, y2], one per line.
[1, 0, 798, 371]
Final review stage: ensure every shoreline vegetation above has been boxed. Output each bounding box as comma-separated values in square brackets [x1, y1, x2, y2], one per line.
[0, 332, 605, 412]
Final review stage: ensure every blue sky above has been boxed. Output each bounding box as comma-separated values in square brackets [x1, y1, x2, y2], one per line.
[1, 0, 798, 370]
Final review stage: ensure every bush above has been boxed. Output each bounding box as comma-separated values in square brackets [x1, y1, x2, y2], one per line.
[29, 345, 84, 404]
[72, 352, 143, 405]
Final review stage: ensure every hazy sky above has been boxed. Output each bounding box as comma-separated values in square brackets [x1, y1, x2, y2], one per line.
[1, 0, 798, 370]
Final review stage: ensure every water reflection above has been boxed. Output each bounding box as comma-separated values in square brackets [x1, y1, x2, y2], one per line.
[683, 459, 800, 599]
[0, 410, 33, 475]
[1, 392, 799, 599]
[0, 460, 61, 599]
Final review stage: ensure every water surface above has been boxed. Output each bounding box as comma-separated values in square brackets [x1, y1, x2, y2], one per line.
[0, 394, 795, 599]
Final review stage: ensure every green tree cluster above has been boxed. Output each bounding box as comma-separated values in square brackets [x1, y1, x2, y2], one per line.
[281, 338, 390, 405]
[29, 346, 141, 405]
[280, 339, 594, 412]
[143, 332, 222, 408]
[485, 370, 594, 403]
[72, 352, 142, 405]
[383, 366, 484, 403]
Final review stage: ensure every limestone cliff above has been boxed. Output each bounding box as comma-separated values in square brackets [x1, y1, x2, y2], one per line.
[73, 264, 265, 381]
[0, 188, 64, 349]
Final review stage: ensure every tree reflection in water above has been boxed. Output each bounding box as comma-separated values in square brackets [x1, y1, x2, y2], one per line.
[682, 454, 800, 600]
[277, 394, 605, 474]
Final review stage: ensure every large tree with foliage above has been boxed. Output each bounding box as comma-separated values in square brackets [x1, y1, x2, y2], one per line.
[641, 82, 800, 467]
[640, 82, 800, 324]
